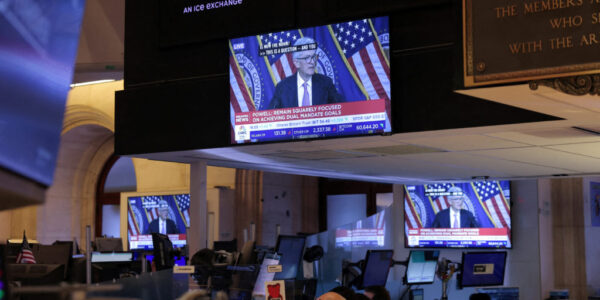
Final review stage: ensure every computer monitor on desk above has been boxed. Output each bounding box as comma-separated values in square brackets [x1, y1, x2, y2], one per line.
[88, 252, 141, 283]
[460, 251, 507, 288]
[213, 239, 237, 253]
[405, 250, 439, 285]
[152, 233, 174, 271]
[95, 238, 123, 252]
[477, 287, 518, 300]
[360, 249, 394, 289]
[273, 235, 306, 280]
[91, 252, 133, 263]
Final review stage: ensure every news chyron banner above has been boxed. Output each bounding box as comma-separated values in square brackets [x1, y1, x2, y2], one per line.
[229, 16, 391, 144]
[404, 181, 512, 248]
[335, 209, 386, 248]
[127, 194, 190, 249]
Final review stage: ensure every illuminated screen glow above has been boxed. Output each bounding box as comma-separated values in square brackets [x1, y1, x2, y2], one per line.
[406, 250, 439, 284]
[229, 16, 391, 143]
[404, 181, 511, 248]
[127, 194, 190, 250]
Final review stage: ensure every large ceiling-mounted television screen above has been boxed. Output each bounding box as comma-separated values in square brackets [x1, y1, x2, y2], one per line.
[0, 1, 85, 187]
[229, 16, 391, 144]
[126, 193, 190, 250]
[404, 181, 511, 248]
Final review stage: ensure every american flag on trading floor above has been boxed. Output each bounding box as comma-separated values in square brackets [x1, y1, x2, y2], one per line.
[426, 183, 454, 214]
[259, 30, 302, 84]
[175, 194, 191, 227]
[329, 19, 390, 102]
[472, 181, 511, 228]
[16, 231, 36, 264]
[404, 189, 423, 229]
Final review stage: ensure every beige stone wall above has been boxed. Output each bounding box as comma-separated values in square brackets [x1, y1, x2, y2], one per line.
[132, 157, 235, 193]
[132, 158, 190, 192]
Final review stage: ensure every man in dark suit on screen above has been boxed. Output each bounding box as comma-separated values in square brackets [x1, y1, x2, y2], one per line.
[432, 186, 479, 228]
[144, 200, 179, 234]
[269, 37, 343, 109]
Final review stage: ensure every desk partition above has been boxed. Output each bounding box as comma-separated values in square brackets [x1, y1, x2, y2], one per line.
[306, 207, 393, 295]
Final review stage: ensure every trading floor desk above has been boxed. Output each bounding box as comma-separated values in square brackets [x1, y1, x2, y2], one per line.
[86, 267, 314, 300]
[86, 269, 192, 300]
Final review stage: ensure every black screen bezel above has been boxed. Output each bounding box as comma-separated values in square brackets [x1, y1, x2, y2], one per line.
[360, 249, 394, 289]
[403, 181, 512, 249]
[228, 16, 392, 145]
[273, 235, 306, 280]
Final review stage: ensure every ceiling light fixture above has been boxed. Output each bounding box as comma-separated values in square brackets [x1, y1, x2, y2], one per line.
[70, 79, 116, 88]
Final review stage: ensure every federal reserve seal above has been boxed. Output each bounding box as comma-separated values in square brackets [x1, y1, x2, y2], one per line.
[235, 53, 263, 109]
[409, 192, 429, 227]
[316, 47, 336, 84]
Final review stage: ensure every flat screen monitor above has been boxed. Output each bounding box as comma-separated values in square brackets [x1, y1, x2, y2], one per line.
[273, 235, 306, 280]
[91, 252, 133, 263]
[360, 249, 393, 289]
[0, 1, 84, 187]
[404, 181, 512, 248]
[405, 250, 439, 284]
[229, 16, 391, 144]
[95, 238, 123, 252]
[213, 239, 238, 253]
[460, 252, 507, 287]
[126, 193, 190, 250]
[477, 287, 519, 300]
[152, 233, 174, 271]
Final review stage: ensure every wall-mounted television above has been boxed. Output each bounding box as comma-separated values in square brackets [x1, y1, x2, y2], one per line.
[0, 1, 84, 187]
[404, 181, 511, 248]
[127, 193, 190, 250]
[229, 16, 391, 144]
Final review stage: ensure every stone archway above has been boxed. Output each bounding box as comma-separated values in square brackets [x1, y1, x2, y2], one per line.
[35, 82, 119, 245]
[40, 124, 114, 245]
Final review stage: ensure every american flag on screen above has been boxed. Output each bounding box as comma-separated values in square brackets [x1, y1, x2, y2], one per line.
[426, 183, 454, 214]
[404, 189, 423, 229]
[16, 231, 36, 264]
[127, 194, 191, 237]
[329, 19, 390, 102]
[127, 201, 141, 236]
[472, 182, 511, 228]
[259, 30, 302, 84]
[175, 194, 191, 227]
[143, 195, 164, 221]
